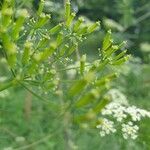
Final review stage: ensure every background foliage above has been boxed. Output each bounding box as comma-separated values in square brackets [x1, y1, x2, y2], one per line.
[0, 0, 150, 150]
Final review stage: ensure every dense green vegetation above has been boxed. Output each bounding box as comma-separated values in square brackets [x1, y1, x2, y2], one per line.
[0, 0, 150, 150]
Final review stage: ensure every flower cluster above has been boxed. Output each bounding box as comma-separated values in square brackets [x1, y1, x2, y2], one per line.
[97, 98, 150, 139]
[96, 118, 116, 137]
[122, 122, 139, 139]
[102, 102, 150, 122]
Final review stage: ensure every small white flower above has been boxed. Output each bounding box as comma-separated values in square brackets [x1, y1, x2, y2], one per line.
[96, 118, 116, 137]
[102, 102, 127, 122]
[122, 122, 139, 140]
[126, 106, 141, 121]
[102, 102, 150, 123]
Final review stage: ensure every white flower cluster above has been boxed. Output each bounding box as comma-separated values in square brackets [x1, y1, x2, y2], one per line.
[96, 118, 116, 137]
[102, 102, 150, 122]
[102, 102, 127, 122]
[122, 122, 139, 140]
[97, 102, 150, 140]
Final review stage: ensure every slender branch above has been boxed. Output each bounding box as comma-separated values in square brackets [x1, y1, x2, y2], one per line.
[57, 64, 92, 72]
[136, 11, 150, 24]
[122, 11, 150, 32]
[20, 83, 50, 103]
[135, 2, 150, 13]
[0, 127, 18, 138]
[0, 79, 15, 92]
[14, 133, 55, 150]
[19, 82, 58, 110]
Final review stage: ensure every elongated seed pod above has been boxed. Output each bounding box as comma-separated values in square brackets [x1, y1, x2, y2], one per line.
[22, 42, 32, 65]
[103, 45, 119, 59]
[69, 71, 95, 96]
[37, 0, 45, 15]
[65, 1, 70, 21]
[35, 13, 51, 29]
[73, 17, 84, 32]
[40, 46, 55, 61]
[80, 54, 86, 75]
[12, 9, 29, 40]
[59, 44, 69, 56]
[68, 43, 78, 55]
[1, 8, 13, 27]
[93, 98, 110, 114]
[76, 89, 100, 107]
[49, 23, 63, 34]
[95, 73, 118, 86]
[102, 30, 112, 51]
[113, 50, 127, 61]
[66, 12, 76, 28]
[56, 32, 63, 46]
[87, 21, 100, 33]
[112, 55, 130, 65]
[77, 26, 88, 35]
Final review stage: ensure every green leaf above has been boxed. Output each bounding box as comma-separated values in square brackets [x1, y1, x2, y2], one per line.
[76, 89, 100, 107]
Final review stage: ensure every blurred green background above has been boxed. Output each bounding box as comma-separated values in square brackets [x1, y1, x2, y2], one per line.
[0, 0, 150, 149]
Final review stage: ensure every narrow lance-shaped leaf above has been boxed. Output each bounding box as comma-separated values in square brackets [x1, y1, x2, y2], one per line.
[76, 89, 100, 108]
[93, 97, 110, 114]
[74, 110, 96, 123]
[69, 71, 95, 96]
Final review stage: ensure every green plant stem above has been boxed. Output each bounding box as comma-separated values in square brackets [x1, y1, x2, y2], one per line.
[20, 82, 59, 110]
[57, 64, 92, 72]
[14, 133, 57, 150]
[0, 79, 15, 92]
